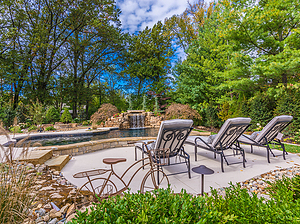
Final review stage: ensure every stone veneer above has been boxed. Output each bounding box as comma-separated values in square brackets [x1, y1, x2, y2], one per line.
[37, 137, 157, 156]
[104, 111, 163, 129]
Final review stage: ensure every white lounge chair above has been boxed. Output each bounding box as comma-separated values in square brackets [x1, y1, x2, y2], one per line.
[185, 117, 251, 172]
[238, 115, 293, 163]
[135, 119, 193, 178]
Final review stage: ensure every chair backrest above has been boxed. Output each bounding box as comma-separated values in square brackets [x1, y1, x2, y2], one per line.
[255, 115, 293, 144]
[212, 117, 251, 149]
[154, 119, 193, 154]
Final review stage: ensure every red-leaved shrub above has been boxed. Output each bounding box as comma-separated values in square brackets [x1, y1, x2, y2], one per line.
[91, 103, 119, 123]
[165, 103, 201, 123]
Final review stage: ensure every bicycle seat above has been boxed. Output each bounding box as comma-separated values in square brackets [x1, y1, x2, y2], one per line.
[103, 158, 126, 165]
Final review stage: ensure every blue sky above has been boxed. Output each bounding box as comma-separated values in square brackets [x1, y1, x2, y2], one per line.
[116, 0, 190, 33]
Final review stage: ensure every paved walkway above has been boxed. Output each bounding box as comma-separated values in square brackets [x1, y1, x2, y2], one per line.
[61, 144, 300, 194]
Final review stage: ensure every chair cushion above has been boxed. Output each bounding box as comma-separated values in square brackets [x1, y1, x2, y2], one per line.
[185, 136, 211, 150]
[211, 117, 251, 148]
[250, 131, 261, 140]
[238, 134, 257, 144]
[255, 115, 293, 143]
[154, 119, 193, 150]
[207, 134, 217, 144]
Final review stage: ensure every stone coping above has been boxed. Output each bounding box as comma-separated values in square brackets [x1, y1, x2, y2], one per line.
[37, 136, 157, 156]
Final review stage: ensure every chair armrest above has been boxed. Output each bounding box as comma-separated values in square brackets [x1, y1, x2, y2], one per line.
[195, 136, 212, 149]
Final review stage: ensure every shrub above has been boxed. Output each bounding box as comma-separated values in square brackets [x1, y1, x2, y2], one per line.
[45, 106, 60, 124]
[45, 126, 56, 131]
[165, 103, 201, 124]
[9, 126, 23, 133]
[201, 103, 221, 127]
[90, 103, 119, 123]
[60, 108, 72, 123]
[82, 121, 90, 126]
[71, 188, 225, 223]
[0, 127, 36, 223]
[274, 85, 300, 133]
[73, 118, 80, 123]
[248, 93, 275, 128]
[28, 125, 37, 132]
[0, 163, 36, 223]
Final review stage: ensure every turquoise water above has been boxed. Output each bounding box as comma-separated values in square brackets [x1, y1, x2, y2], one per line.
[28, 128, 159, 146]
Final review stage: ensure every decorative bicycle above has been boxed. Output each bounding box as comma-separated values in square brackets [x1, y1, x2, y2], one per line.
[73, 146, 170, 208]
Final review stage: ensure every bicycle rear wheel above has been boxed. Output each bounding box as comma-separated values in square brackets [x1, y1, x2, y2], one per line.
[140, 169, 169, 193]
[74, 177, 117, 209]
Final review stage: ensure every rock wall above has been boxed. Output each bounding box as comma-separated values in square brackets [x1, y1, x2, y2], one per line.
[104, 111, 163, 129]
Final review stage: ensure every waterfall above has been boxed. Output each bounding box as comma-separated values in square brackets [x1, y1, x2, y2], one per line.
[130, 114, 145, 129]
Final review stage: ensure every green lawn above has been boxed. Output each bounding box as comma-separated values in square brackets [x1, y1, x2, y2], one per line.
[284, 144, 300, 153]
[271, 143, 300, 153]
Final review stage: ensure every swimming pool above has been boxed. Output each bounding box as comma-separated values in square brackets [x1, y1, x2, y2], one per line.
[25, 128, 159, 146]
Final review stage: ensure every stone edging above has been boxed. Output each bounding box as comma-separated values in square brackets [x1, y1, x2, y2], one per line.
[36, 137, 157, 156]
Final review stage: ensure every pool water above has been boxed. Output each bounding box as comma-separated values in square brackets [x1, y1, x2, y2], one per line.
[28, 128, 159, 146]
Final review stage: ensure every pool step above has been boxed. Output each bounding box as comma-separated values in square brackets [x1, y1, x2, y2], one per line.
[16, 150, 53, 165]
[44, 155, 70, 171]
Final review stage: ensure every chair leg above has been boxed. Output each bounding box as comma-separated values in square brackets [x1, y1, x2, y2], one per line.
[214, 152, 216, 159]
[242, 149, 246, 168]
[135, 147, 137, 161]
[251, 145, 253, 153]
[187, 157, 191, 179]
[282, 143, 286, 160]
[221, 153, 224, 172]
[267, 146, 270, 163]
[194, 145, 197, 161]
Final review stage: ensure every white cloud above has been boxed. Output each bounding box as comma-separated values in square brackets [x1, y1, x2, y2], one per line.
[116, 0, 189, 33]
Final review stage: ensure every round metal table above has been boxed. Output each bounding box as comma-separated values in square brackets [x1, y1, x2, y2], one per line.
[192, 165, 214, 196]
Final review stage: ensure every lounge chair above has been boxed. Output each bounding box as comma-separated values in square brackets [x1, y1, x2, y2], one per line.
[185, 117, 251, 172]
[134, 119, 193, 178]
[238, 115, 293, 163]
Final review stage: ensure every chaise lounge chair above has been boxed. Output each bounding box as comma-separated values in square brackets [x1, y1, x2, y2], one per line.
[238, 115, 293, 163]
[185, 117, 251, 172]
[134, 119, 193, 178]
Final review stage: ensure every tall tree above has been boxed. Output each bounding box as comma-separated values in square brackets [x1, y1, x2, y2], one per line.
[173, 2, 227, 109]
[64, 0, 122, 118]
[123, 21, 174, 107]
[219, 0, 300, 91]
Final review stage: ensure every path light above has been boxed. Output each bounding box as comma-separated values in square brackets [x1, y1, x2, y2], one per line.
[192, 165, 214, 196]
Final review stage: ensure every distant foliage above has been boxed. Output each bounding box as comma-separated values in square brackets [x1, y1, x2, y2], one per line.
[165, 103, 201, 123]
[28, 125, 37, 132]
[9, 126, 22, 134]
[248, 93, 275, 128]
[45, 126, 56, 131]
[273, 84, 300, 133]
[45, 106, 60, 124]
[60, 108, 72, 123]
[91, 103, 119, 123]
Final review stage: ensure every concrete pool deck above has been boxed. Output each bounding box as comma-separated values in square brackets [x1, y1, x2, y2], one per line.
[61, 144, 300, 195]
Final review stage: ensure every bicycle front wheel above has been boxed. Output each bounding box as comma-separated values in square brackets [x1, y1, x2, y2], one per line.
[140, 169, 169, 193]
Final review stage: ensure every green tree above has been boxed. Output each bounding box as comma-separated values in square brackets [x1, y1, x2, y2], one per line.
[219, 0, 300, 91]
[173, 2, 227, 109]
[60, 108, 72, 123]
[45, 106, 60, 124]
[123, 21, 174, 107]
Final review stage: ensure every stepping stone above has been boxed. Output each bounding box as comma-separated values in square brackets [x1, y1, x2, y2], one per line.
[45, 155, 70, 171]
[16, 150, 53, 165]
